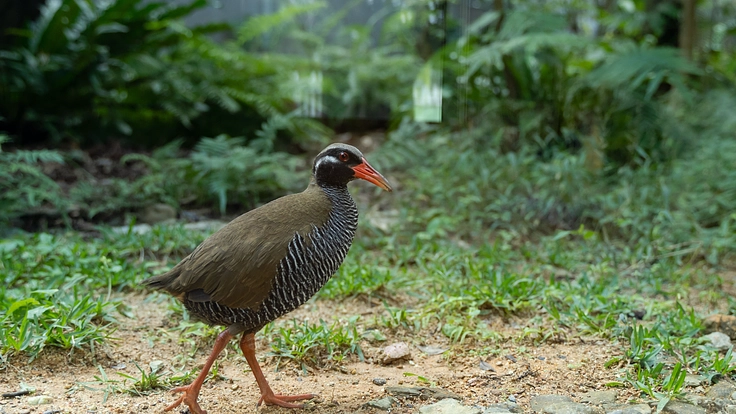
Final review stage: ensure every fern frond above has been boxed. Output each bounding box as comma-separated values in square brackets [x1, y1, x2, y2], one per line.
[4, 150, 64, 165]
[194, 135, 246, 157]
[237, 1, 327, 44]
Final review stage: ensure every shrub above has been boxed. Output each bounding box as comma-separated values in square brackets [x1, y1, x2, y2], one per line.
[0, 135, 65, 227]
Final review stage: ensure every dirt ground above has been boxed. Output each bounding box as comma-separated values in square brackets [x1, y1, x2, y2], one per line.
[0, 294, 637, 414]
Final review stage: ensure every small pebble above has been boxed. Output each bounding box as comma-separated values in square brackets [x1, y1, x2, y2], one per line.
[27, 395, 53, 405]
[704, 331, 733, 351]
[373, 378, 387, 386]
[508, 395, 517, 403]
[382, 342, 411, 365]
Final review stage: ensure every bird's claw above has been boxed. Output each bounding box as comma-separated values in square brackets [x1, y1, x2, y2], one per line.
[257, 393, 317, 408]
[165, 385, 207, 414]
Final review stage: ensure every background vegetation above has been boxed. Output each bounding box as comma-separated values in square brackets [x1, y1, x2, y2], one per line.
[1, 0, 735, 409]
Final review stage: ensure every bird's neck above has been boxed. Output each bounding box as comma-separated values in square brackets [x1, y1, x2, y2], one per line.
[320, 183, 355, 211]
[315, 182, 358, 233]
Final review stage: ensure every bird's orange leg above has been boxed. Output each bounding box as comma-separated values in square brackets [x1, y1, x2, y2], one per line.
[165, 329, 234, 414]
[240, 332, 316, 408]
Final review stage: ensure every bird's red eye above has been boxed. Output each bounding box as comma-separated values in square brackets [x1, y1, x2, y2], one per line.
[339, 152, 349, 162]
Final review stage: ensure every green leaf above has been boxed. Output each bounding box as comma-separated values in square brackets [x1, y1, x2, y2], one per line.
[5, 298, 41, 319]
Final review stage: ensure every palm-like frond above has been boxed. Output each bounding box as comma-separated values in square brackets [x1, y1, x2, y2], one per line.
[587, 47, 701, 98]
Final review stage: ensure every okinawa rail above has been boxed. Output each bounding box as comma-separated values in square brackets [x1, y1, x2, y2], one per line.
[142, 143, 392, 413]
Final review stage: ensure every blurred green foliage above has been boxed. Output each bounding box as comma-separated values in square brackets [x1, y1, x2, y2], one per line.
[0, 0, 734, 255]
[0, 134, 66, 226]
[380, 113, 736, 264]
[440, 6, 717, 166]
[0, 0, 328, 146]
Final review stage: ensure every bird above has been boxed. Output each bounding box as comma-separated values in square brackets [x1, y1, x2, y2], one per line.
[142, 143, 392, 414]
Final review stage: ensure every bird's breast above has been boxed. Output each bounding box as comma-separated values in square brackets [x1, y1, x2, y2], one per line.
[268, 199, 358, 310]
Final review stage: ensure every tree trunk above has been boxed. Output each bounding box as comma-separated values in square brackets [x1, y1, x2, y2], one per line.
[679, 0, 696, 60]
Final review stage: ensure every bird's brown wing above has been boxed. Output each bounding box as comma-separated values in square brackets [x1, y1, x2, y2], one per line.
[152, 185, 331, 310]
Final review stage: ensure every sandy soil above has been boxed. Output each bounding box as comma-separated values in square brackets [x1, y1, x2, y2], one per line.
[0, 294, 637, 414]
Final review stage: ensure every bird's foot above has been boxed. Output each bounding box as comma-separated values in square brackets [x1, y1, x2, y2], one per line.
[165, 385, 206, 414]
[258, 392, 317, 408]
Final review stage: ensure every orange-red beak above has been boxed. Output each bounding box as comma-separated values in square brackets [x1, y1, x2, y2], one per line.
[352, 158, 392, 192]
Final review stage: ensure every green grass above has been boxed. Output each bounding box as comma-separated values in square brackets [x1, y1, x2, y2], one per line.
[0, 225, 213, 361]
[2, 132, 735, 409]
[2, 216, 733, 407]
[263, 317, 365, 367]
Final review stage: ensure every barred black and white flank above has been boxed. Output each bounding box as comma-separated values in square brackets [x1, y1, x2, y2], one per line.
[184, 185, 358, 331]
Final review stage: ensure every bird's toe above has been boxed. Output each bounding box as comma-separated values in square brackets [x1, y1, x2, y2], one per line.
[258, 392, 316, 408]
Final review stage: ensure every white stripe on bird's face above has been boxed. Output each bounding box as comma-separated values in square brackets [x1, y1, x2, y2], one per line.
[314, 155, 340, 173]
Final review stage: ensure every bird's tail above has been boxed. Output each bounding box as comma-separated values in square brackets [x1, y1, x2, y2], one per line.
[141, 269, 179, 290]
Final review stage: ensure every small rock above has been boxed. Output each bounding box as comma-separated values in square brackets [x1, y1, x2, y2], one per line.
[684, 374, 706, 387]
[542, 402, 602, 414]
[703, 315, 736, 339]
[363, 396, 396, 411]
[138, 203, 177, 224]
[427, 388, 462, 400]
[385, 386, 461, 401]
[385, 386, 422, 397]
[419, 398, 481, 414]
[580, 390, 618, 405]
[603, 403, 652, 414]
[530, 395, 574, 412]
[484, 402, 522, 413]
[479, 360, 495, 371]
[27, 395, 53, 405]
[149, 360, 164, 373]
[373, 377, 387, 386]
[707, 381, 736, 399]
[703, 332, 733, 351]
[725, 405, 736, 414]
[662, 401, 707, 414]
[417, 345, 449, 356]
[382, 342, 411, 364]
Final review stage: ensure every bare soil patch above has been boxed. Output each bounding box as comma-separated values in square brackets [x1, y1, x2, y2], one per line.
[0, 294, 634, 414]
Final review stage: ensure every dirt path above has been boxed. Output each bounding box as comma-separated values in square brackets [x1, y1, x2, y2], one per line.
[0, 294, 634, 414]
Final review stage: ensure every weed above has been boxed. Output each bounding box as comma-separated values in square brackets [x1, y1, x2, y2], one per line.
[266, 317, 364, 366]
[74, 366, 123, 403]
[403, 372, 434, 386]
[118, 362, 166, 396]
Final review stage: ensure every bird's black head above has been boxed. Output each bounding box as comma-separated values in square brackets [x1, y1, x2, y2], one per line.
[312, 143, 392, 191]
